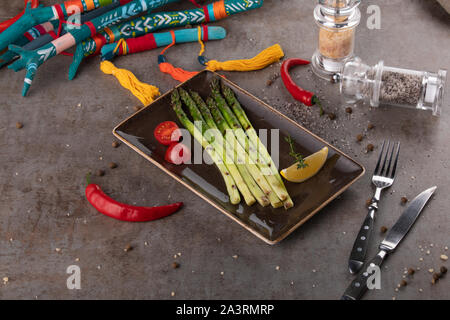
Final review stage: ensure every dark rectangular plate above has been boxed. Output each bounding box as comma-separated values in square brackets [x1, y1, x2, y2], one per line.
[113, 70, 365, 244]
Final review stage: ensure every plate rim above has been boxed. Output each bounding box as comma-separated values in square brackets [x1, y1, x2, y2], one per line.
[112, 70, 366, 245]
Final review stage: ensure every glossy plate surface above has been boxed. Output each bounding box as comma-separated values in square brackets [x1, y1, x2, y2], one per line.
[113, 71, 365, 244]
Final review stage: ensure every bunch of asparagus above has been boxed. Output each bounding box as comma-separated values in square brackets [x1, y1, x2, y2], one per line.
[171, 78, 293, 209]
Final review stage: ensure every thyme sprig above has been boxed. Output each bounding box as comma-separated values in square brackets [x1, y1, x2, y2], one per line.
[285, 136, 308, 169]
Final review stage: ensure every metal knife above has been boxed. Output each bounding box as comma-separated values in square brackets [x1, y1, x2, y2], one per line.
[341, 186, 437, 300]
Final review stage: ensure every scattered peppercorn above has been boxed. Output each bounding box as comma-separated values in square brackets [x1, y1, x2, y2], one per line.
[172, 262, 180, 269]
[266, 73, 279, 87]
[441, 266, 447, 274]
[123, 244, 133, 252]
[109, 162, 118, 169]
[112, 141, 120, 148]
[16, 122, 23, 129]
[345, 107, 353, 114]
[366, 144, 374, 152]
[380, 226, 388, 234]
[368, 123, 375, 130]
[407, 268, 415, 275]
[356, 134, 363, 142]
[401, 197, 408, 205]
[328, 113, 337, 120]
[96, 169, 105, 177]
[400, 280, 408, 287]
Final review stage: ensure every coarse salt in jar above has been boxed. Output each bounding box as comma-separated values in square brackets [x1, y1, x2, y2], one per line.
[312, 0, 361, 81]
[340, 57, 447, 116]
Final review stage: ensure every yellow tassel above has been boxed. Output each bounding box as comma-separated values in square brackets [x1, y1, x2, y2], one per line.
[204, 44, 285, 72]
[100, 60, 160, 106]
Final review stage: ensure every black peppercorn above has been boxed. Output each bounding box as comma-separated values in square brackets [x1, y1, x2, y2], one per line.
[109, 162, 118, 169]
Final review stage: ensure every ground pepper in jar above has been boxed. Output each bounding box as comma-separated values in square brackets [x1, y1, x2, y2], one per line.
[319, 28, 355, 60]
[379, 70, 423, 106]
[340, 58, 447, 116]
[312, 1, 361, 80]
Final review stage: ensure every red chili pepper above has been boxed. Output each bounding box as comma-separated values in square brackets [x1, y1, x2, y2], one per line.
[0, 0, 40, 34]
[86, 184, 183, 222]
[280, 58, 320, 107]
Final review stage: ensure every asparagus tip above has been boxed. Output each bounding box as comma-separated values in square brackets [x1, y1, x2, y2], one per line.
[171, 89, 180, 103]
[220, 80, 230, 93]
[211, 78, 220, 91]
[178, 86, 187, 92]
[206, 97, 215, 106]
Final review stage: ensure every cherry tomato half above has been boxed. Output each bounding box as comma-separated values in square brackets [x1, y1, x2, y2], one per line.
[165, 143, 191, 165]
[154, 121, 181, 146]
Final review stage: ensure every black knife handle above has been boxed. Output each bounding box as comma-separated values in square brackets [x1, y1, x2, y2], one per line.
[342, 250, 387, 300]
[348, 205, 377, 274]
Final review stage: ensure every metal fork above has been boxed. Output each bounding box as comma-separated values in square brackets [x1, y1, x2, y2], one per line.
[348, 141, 401, 274]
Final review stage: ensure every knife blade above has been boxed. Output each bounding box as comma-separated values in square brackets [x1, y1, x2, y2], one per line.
[379, 186, 437, 252]
[341, 186, 437, 300]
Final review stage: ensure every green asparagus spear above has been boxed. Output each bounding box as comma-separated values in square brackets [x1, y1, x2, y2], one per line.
[191, 90, 279, 207]
[178, 88, 265, 207]
[220, 82, 252, 131]
[171, 90, 240, 204]
[220, 80, 294, 209]
[211, 79, 289, 203]
[207, 97, 283, 209]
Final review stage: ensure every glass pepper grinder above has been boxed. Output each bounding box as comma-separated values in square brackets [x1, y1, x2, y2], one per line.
[340, 57, 447, 116]
[312, 0, 361, 81]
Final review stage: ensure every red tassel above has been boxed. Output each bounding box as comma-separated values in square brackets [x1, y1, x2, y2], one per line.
[159, 62, 198, 83]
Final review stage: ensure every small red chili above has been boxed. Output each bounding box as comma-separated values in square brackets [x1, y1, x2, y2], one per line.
[86, 183, 183, 222]
[280, 58, 320, 107]
[0, 0, 40, 33]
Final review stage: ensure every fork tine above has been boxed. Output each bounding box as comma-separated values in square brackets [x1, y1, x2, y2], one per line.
[385, 142, 395, 177]
[374, 140, 386, 175]
[390, 142, 401, 178]
[379, 141, 391, 176]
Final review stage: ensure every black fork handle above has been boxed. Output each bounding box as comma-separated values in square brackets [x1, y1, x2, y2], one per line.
[348, 199, 378, 274]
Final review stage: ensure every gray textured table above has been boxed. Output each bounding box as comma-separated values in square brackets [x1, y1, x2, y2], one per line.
[0, 0, 449, 300]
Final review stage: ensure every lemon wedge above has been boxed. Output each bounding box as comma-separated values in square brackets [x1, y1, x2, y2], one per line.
[280, 147, 329, 183]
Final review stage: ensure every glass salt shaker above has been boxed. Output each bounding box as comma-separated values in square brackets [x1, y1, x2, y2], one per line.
[312, 0, 361, 81]
[340, 57, 447, 116]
